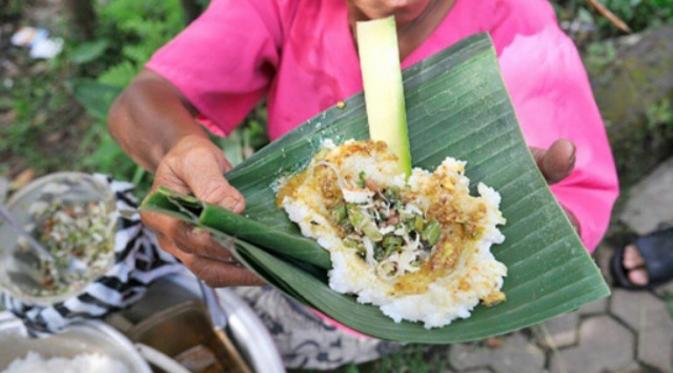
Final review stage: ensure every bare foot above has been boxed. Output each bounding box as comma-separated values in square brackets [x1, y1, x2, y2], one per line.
[623, 244, 649, 286]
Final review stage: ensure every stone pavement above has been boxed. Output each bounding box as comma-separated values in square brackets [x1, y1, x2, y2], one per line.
[426, 159, 673, 373]
[621, 158, 673, 235]
[427, 286, 673, 373]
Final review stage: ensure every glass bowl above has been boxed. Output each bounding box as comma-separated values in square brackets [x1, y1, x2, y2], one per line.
[0, 172, 118, 306]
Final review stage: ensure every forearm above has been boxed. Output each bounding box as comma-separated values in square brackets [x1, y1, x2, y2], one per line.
[108, 69, 208, 172]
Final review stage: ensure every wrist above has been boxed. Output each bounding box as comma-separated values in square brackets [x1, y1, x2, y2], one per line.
[173, 134, 220, 154]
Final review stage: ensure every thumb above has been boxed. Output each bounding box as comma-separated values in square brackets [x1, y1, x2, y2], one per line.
[530, 139, 576, 184]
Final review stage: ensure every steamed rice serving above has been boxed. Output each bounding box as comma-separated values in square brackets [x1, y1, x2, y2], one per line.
[276, 140, 507, 328]
[3, 351, 129, 373]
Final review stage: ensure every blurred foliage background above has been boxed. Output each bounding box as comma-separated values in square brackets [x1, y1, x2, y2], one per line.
[1, 0, 266, 194]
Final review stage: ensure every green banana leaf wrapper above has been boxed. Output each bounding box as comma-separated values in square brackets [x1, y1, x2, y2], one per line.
[142, 34, 609, 343]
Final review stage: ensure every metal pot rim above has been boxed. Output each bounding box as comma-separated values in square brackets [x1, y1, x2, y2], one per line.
[0, 314, 152, 373]
[164, 272, 285, 373]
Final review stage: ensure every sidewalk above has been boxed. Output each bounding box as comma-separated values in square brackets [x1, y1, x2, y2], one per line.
[434, 158, 673, 373]
[433, 259, 673, 373]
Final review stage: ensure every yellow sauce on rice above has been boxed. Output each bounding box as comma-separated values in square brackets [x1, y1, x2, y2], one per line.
[277, 139, 507, 328]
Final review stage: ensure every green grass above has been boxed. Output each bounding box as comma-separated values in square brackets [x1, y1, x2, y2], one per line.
[291, 345, 450, 373]
[360, 346, 440, 372]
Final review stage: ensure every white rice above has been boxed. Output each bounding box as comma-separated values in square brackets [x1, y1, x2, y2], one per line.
[3, 352, 129, 373]
[280, 141, 507, 329]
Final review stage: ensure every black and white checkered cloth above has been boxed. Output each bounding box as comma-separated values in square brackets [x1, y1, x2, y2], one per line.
[1, 175, 182, 335]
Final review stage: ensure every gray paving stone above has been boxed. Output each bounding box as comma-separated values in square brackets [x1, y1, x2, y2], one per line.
[449, 344, 492, 371]
[620, 157, 673, 235]
[610, 289, 657, 329]
[654, 279, 673, 297]
[549, 316, 634, 373]
[577, 298, 608, 316]
[610, 289, 673, 371]
[537, 312, 580, 349]
[611, 361, 647, 373]
[449, 333, 545, 373]
[594, 244, 614, 280]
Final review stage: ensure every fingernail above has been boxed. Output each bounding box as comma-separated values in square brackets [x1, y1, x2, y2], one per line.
[190, 227, 209, 240]
[230, 196, 245, 213]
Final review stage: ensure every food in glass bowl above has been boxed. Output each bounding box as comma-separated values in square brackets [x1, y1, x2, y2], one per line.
[0, 173, 117, 304]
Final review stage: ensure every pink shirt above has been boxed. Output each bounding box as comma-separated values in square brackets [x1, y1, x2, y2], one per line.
[147, 0, 619, 252]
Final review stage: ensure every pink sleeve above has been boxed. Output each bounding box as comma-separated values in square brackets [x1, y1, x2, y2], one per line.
[145, 0, 282, 136]
[492, 0, 619, 252]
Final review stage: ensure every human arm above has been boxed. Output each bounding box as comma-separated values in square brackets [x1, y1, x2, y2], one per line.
[106, 0, 283, 285]
[108, 69, 261, 286]
[108, 69, 207, 172]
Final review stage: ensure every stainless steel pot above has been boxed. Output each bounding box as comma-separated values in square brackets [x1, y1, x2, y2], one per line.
[161, 272, 285, 373]
[0, 313, 152, 372]
[0, 273, 286, 373]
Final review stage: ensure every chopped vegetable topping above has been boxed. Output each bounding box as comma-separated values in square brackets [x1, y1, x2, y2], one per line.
[357, 171, 367, 188]
[422, 220, 441, 246]
[332, 204, 347, 224]
[317, 164, 454, 274]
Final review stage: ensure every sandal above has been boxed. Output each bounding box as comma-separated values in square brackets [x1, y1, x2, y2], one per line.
[610, 226, 673, 290]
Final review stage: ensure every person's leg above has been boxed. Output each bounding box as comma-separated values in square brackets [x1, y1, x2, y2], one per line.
[232, 286, 400, 370]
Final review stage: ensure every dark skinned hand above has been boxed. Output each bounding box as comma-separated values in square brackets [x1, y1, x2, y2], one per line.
[140, 135, 264, 287]
[530, 139, 580, 234]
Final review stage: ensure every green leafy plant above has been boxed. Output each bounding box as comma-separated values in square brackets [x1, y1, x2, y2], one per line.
[365, 346, 433, 372]
[556, 0, 673, 44]
[597, 0, 673, 32]
[65, 0, 186, 188]
[83, 0, 186, 86]
[70, 40, 110, 65]
[646, 97, 673, 130]
[67, 0, 268, 191]
[583, 40, 617, 72]
[0, 56, 83, 174]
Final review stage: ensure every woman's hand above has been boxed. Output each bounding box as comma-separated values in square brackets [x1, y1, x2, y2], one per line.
[141, 135, 263, 287]
[108, 70, 263, 287]
[530, 139, 580, 233]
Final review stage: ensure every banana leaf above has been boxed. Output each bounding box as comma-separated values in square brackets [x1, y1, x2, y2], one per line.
[141, 33, 610, 343]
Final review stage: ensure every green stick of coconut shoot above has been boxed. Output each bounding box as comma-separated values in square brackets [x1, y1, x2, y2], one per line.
[356, 16, 412, 177]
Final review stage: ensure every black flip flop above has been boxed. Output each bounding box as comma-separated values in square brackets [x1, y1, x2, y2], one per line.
[610, 227, 673, 290]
